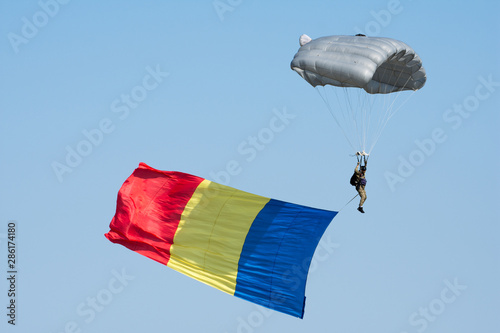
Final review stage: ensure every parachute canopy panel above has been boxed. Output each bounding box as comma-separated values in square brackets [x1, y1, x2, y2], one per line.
[290, 34, 426, 94]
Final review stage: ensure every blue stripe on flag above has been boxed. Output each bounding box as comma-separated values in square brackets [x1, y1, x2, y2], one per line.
[234, 199, 337, 318]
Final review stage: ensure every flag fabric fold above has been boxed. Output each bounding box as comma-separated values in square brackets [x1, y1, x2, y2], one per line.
[105, 163, 337, 318]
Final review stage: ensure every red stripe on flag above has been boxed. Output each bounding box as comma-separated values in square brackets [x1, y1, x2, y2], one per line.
[105, 163, 204, 265]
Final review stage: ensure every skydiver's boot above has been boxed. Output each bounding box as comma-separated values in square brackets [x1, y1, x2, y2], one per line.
[357, 206, 365, 213]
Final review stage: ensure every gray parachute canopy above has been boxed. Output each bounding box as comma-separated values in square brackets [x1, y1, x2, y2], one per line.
[290, 34, 426, 94]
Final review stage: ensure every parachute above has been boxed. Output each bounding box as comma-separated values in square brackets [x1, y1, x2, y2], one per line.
[291, 34, 426, 155]
[105, 163, 337, 318]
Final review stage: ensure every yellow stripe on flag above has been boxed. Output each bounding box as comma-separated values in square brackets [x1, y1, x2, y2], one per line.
[167, 179, 270, 294]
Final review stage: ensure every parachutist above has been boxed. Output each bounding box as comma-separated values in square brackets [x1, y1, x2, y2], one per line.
[351, 158, 367, 213]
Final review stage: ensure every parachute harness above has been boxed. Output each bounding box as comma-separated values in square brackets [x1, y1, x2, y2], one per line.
[355, 153, 369, 165]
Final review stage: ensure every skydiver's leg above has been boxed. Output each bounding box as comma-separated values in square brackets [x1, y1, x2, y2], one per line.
[356, 187, 366, 213]
[358, 187, 366, 207]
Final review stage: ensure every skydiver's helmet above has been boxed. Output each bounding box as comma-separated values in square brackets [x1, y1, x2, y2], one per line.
[360, 166, 367, 172]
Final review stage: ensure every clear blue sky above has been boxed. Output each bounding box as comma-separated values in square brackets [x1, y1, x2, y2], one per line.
[1, 1, 499, 332]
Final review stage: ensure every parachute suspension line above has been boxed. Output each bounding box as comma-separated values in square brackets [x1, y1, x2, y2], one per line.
[335, 86, 359, 153]
[316, 87, 357, 152]
[368, 75, 417, 154]
[368, 66, 390, 154]
[364, 67, 401, 155]
[368, 65, 393, 154]
[371, 89, 392, 153]
[316, 72, 418, 156]
[387, 87, 416, 120]
[338, 86, 371, 154]
[356, 89, 366, 152]
[369, 90, 416, 154]
[368, 93, 395, 155]
[358, 64, 392, 156]
[340, 87, 363, 152]
[384, 69, 409, 119]
[361, 87, 376, 154]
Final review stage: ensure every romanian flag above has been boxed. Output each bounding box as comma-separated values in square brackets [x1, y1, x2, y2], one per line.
[105, 163, 337, 318]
